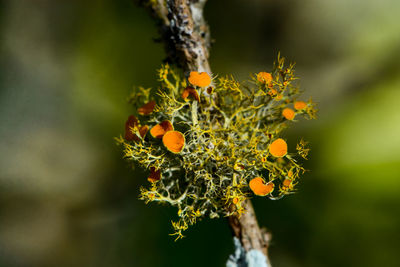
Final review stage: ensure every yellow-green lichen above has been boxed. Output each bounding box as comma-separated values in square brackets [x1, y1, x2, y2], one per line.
[117, 55, 317, 239]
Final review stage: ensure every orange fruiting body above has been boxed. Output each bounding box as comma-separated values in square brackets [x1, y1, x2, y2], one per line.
[249, 177, 274, 196]
[182, 87, 200, 102]
[188, 71, 211, 87]
[294, 101, 307, 110]
[150, 121, 174, 139]
[148, 167, 161, 183]
[268, 88, 278, 96]
[269, 138, 288, 157]
[125, 115, 140, 141]
[257, 72, 273, 85]
[138, 101, 156, 115]
[281, 178, 294, 192]
[282, 108, 295, 120]
[283, 178, 291, 187]
[232, 197, 239, 205]
[162, 131, 185, 153]
[282, 178, 293, 189]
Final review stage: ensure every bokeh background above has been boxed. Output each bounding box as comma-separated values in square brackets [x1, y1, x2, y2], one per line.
[1, 0, 400, 266]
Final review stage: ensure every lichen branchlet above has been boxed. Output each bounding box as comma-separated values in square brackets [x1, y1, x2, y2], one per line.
[117, 55, 317, 240]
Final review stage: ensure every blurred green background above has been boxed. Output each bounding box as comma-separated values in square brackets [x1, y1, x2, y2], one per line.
[1, 0, 400, 266]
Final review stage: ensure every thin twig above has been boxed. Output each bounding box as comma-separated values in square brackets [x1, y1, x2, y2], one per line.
[138, 1, 272, 265]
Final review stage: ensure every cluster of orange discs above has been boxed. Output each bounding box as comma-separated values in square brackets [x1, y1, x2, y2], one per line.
[247, 71, 307, 196]
[125, 111, 185, 155]
[257, 71, 308, 121]
[282, 100, 308, 120]
[125, 71, 213, 183]
[248, 137, 289, 196]
[126, 71, 296, 196]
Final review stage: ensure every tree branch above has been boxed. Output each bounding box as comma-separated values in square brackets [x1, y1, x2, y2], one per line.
[140, 0, 210, 73]
[228, 200, 272, 266]
[139, 0, 272, 265]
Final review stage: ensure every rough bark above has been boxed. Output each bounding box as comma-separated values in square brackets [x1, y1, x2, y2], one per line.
[139, 0, 210, 73]
[228, 200, 272, 265]
[139, 0, 271, 265]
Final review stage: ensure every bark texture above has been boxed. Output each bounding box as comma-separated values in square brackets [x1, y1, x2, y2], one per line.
[139, 0, 211, 73]
[139, 0, 271, 265]
[228, 200, 272, 265]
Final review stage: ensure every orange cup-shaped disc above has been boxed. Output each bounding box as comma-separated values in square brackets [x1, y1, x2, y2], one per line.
[162, 131, 185, 153]
[188, 71, 211, 87]
[294, 101, 307, 110]
[282, 108, 295, 120]
[269, 138, 288, 157]
[257, 72, 273, 84]
[282, 178, 293, 188]
[150, 120, 174, 139]
[249, 177, 274, 196]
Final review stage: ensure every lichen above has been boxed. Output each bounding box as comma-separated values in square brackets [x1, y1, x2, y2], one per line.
[117, 54, 317, 239]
